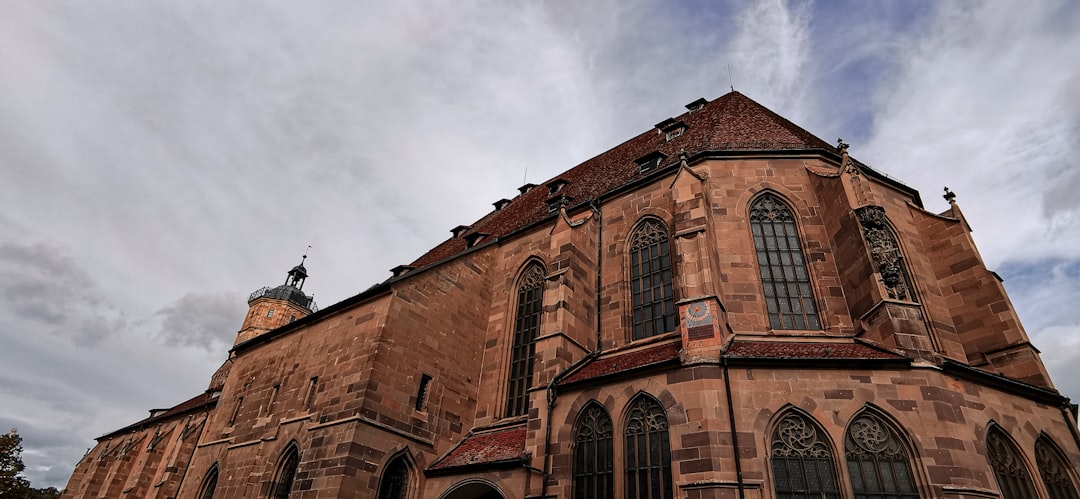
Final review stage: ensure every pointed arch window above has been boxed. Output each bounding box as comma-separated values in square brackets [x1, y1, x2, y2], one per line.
[845, 413, 920, 499]
[573, 404, 614, 499]
[271, 445, 300, 499]
[624, 396, 673, 499]
[198, 465, 219, 499]
[1035, 436, 1079, 499]
[505, 264, 545, 417]
[750, 194, 821, 330]
[376, 455, 410, 499]
[770, 412, 840, 499]
[986, 426, 1038, 499]
[629, 219, 676, 340]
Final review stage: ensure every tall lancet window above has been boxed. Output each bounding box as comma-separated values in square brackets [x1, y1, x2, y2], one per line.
[376, 455, 410, 499]
[198, 465, 219, 499]
[573, 404, 614, 499]
[770, 412, 840, 499]
[1035, 436, 1078, 499]
[845, 413, 920, 499]
[629, 219, 676, 340]
[986, 426, 1038, 499]
[750, 194, 821, 330]
[271, 445, 300, 499]
[624, 396, 673, 499]
[505, 263, 545, 417]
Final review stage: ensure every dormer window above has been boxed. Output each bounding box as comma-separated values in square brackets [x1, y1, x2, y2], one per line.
[655, 118, 688, 142]
[493, 199, 511, 210]
[547, 179, 569, 195]
[451, 225, 471, 238]
[465, 232, 490, 248]
[635, 152, 668, 174]
[685, 97, 708, 113]
[390, 264, 415, 278]
[518, 183, 537, 195]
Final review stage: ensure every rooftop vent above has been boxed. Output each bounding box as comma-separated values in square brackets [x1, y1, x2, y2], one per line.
[547, 179, 569, 195]
[493, 198, 511, 210]
[390, 265, 416, 278]
[451, 225, 471, 238]
[464, 232, 490, 248]
[635, 151, 668, 174]
[518, 183, 537, 195]
[685, 97, 709, 112]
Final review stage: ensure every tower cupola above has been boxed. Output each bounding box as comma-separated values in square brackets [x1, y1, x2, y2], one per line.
[234, 252, 318, 346]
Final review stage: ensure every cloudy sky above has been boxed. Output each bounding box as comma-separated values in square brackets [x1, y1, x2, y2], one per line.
[1, 0, 1078, 488]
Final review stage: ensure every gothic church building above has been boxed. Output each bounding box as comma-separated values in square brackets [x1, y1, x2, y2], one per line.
[63, 91, 1080, 499]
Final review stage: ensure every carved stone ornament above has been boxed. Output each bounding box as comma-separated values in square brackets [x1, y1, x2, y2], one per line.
[518, 264, 546, 291]
[855, 206, 910, 301]
[772, 413, 830, 459]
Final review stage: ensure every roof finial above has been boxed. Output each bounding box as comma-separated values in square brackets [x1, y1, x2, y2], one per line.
[943, 186, 956, 204]
[727, 63, 735, 92]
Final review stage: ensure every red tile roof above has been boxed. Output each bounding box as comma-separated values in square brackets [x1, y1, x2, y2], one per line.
[723, 340, 905, 360]
[98, 392, 217, 440]
[560, 341, 682, 385]
[410, 91, 834, 268]
[428, 426, 526, 471]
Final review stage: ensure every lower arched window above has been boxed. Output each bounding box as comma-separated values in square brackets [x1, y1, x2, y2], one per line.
[770, 412, 840, 499]
[271, 445, 300, 499]
[986, 426, 1038, 499]
[1035, 436, 1079, 499]
[845, 413, 920, 499]
[624, 396, 672, 499]
[573, 404, 614, 499]
[376, 455, 410, 499]
[198, 465, 219, 499]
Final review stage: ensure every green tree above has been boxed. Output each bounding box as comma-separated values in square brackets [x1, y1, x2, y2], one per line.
[0, 428, 30, 497]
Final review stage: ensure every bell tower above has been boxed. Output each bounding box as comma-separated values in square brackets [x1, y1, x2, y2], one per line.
[235, 253, 317, 346]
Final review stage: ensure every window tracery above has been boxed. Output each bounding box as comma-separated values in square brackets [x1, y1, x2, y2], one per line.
[750, 194, 821, 330]
[770, 412, 840, 499]
[629, 219, 676, 340]
[376, 455, 410, 499]
[624, 396, 673, 499]
[844, 413, 920, 499]
[1035, 437, 1079, 499]
[573, 404, 614, 499]
[505, 264, 544, 417]
[986, 427, 1038, 499]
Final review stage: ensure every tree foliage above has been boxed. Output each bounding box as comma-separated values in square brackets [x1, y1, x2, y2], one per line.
[0, 428, 29, 496]
[0, 429, 63, 499]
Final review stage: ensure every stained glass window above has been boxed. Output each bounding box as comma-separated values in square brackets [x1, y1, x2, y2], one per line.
[986, 426, 1038, 499]
[624, 396, 673, 499]
[750, 194, 821, 330]
[845, 413, 920, 499]
[573, 404, 614, 499]
[770, 412, 840, 499]
[1035, 436, 1079, 499]
[505, 264, 545, 417]
[629, 219, 676, 340]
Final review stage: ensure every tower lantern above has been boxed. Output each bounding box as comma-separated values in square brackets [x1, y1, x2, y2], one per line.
[234, 252, 317, 346]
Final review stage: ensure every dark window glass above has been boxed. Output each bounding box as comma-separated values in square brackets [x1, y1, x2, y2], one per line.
[986, 427, 1039, 499]
[629, 220, 676, 340]
[770, 412, 840, 499]
[415, 374, 432, 411]
[505, 264, 544, 417]
[845, 413, 920, 499]
[1035, 437, 1079, 499]
[271, 447, 300, 499]
[624, 396, 673, 499]
[750, 194, 821, 330]
[573, 404, 614, 499]
[198, 466, 218, 499]
[376, 456, 409, 499]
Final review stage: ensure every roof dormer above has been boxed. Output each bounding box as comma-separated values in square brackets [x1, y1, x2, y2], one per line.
[635, 151, 668, 174]
[451, 225, 471, 238]
[546, 179, 570, 195]
[493, 199, 512, 211]
[685, 97, 708, 112]
[518, 183, 537, 195]
[464, 232, 490, 248]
